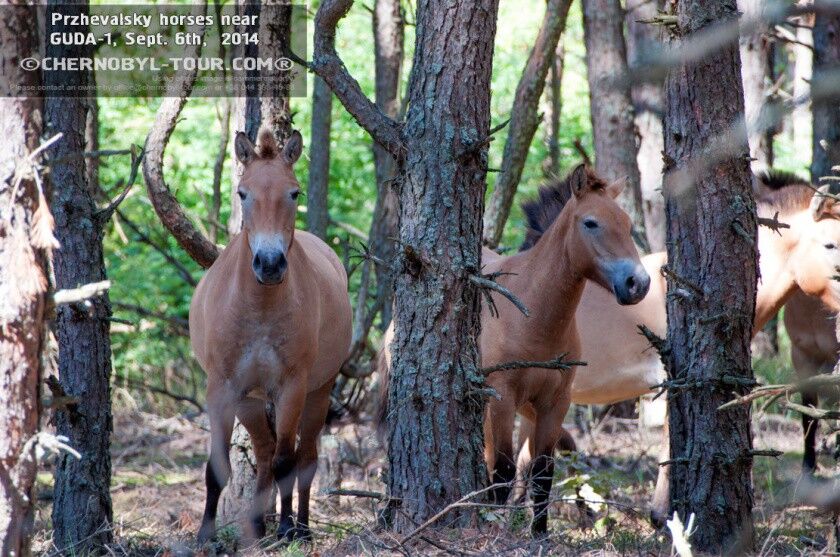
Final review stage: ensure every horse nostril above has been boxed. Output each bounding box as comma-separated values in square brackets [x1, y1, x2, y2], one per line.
[253, 254, 263, 271]
[626, 275, 636, 291]
[277, 253, 288, 270]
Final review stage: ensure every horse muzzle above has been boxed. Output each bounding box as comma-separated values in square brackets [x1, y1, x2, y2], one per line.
[252, 250, 288, 285]
[609, 260, 651, 305]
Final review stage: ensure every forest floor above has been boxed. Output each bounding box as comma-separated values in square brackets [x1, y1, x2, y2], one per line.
[30, 397, 838, 556]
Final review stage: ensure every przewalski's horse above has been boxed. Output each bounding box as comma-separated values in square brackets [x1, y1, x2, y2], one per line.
[379, 165, 651, 536]
[190, 129, 352, 544]
[519, 170, 840, 525]
[759, 173, 840, 475]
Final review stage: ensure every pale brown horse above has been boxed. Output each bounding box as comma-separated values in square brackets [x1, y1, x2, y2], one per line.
[190, 129, 352, 544]
[758, 173, 840, 474]
[380, 165, 650, 535]
[518, 170, 840, 524]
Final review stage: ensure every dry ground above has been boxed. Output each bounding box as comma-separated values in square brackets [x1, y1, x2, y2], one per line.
[31, 396, 840, 556]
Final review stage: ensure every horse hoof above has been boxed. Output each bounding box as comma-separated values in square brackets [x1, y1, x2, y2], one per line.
[649, 508, 667, 529]
[197, 523, 216, 545]
[278, 522, 312, 544]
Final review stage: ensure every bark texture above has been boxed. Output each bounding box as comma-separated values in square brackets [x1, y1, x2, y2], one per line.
[582, 0, 649, 251]
[812, 8, 840, 181]
[45, 1, 113, 552]
[0, 3, 47, 554]
[385, 0, 499, 531]
[307, 76, 333, 240]
[626, 0, 666, 251]
[662, 0, 757, 552]
[482, 0, 572, 248]
[312, 0, 499, 532]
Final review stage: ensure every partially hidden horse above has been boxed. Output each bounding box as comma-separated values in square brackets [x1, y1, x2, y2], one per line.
[190, 129, 352, 544]
[760, 173, 840, 475]
[517, 170, 840, 525]
[380, 165, 650, 535]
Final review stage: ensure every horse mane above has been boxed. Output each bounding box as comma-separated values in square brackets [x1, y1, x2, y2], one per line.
[519, 167, 608, 251]
[755, 170, 816, 215]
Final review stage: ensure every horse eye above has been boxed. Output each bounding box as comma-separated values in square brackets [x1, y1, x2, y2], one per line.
[583, 219, 599, 230]
[826, 243, 837, 250]
[290, 190, 300, 201]
[237, 190, 246, 201]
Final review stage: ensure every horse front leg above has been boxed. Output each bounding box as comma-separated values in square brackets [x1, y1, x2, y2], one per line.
[271, 379, 306, 542]
[236, 398, 278, 542]
[198, 389, 237, 544]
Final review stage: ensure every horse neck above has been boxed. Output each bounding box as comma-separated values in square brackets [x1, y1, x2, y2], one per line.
[231, 233, 298, 310]
[513, 209, 588, 338]
[754, 211, 803, 329]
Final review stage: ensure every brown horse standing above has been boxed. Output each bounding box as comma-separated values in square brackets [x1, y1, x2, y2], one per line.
[480, 166, 649, 535]
[190, 129, 352, 544]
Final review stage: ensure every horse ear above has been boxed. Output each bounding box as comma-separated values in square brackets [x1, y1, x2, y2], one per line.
[234, 132, 257, 166]
[282, 130, 303, 165]
[810, 185, 840, 220]
[606, 178, 627, 199]
[570, 163, 588, 198]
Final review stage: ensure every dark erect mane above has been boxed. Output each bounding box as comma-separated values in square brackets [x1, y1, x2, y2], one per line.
[755, 170, 816, 215]
[519, 166, 608, 251]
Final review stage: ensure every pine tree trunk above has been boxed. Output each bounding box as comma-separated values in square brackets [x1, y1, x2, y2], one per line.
[386, 0, 500, 532]
[0, 3, 47, 554]
[368, 0, 403, 328]
[45, 2, 114, 552]
[582, 0, 649, 252]
[626, 0, 666, 252]
[307, 76, 333, 240]
[482, 0, 572, 248]
[791, 9, 813, 164]
[811, 9, 840, 181]
[663, 0, 757, 552]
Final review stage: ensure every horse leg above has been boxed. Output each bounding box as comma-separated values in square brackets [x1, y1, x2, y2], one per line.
[271, 382, 306, 542]
[236, 398, 277, 541]
[650, 404, 670, 528]
[485, 397, 516, 505]
[294, 380, 334, 542]
[529, 401, 569, 537]
[198, 390, 236, 544]
[793, 343, 823, 474]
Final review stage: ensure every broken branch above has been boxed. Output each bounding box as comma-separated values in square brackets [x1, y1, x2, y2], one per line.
[481, 353, 586, 375]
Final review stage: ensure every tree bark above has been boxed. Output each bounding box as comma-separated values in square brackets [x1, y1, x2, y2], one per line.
[483, 0, 572, 248]
[385, 0, 498, 531]
[45, 1, 114, 552]
[811, 8, 840, 181]
[582, 0, 650, 252]
[312, 0, 499, 533]
[0, 3, 48, 554]
[663, 0, 757, 552]
[307, 76, 333, 240]
[626, 0, 666, 252]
